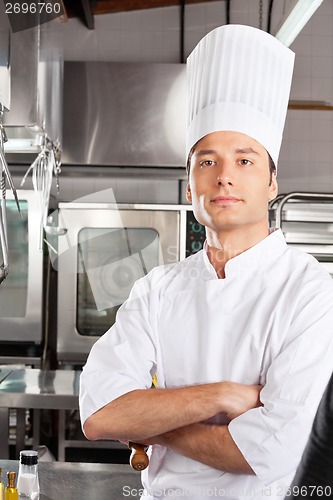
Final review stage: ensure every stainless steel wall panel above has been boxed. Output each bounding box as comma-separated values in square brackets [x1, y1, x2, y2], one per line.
[61, 62, 186, 167]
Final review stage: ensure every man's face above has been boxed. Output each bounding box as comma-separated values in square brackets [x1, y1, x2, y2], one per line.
[186, 131, 278, 234]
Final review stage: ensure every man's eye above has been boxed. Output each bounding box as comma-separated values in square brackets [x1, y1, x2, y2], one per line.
[199, 160, 215, 167]
[239, 159, 252, 166]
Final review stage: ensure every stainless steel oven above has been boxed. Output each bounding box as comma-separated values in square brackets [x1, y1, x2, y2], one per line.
[49, 203, 205, 364]
[0, 190, 44, 363]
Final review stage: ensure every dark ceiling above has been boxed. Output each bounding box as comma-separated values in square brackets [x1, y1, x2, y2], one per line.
[62, 0, 218, 29]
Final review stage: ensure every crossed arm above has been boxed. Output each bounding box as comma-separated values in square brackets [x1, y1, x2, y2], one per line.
[83, 381, 262, 474]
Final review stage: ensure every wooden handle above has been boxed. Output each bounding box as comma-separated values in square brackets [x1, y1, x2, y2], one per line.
[129, 442, 149, 471]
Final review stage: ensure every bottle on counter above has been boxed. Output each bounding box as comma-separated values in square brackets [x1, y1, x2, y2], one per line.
[17, 451, 39, 500]
[0, 468, 5, 500]
[5, 472, 18, 500]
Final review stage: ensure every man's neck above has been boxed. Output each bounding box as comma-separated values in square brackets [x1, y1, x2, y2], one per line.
[206, 225, 270, 278]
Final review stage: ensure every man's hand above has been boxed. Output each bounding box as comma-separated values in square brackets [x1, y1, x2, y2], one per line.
[222, 383, 262, 420]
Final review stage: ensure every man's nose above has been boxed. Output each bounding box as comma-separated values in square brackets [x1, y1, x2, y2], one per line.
[216, 162, 234, 186]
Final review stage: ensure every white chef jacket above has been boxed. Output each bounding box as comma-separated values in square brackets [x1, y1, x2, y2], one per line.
[80, 229, 333, 499]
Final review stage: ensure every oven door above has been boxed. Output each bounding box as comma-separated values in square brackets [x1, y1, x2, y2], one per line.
[55, 204, 181, 364]
[0, 190, 43, 346]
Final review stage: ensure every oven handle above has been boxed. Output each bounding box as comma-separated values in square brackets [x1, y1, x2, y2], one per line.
[44, 225, 67, 236]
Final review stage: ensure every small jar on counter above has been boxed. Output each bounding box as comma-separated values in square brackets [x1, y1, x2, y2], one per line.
[0, 467, 4, 500]
[17, 451, 40, 499]
[5, 472, 18, 500]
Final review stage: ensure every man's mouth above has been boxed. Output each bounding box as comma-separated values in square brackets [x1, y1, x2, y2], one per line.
[211, 196, 241, 205]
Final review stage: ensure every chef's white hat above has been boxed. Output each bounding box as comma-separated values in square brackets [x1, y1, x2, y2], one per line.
[186, 24, 295, 165]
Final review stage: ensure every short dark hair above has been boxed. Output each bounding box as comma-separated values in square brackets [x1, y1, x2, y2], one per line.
[186, 143, 277, 185]
[186, 143, 196, 176]
[267, 153, 277, 185]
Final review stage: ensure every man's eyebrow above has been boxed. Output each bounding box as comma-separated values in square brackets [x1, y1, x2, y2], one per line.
[235, 147, 260, 155]
[194, 147, 260, 156]
[195, 149, 217, 156]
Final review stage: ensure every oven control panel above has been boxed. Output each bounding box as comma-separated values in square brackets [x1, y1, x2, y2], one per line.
[186, 211, 205, 256]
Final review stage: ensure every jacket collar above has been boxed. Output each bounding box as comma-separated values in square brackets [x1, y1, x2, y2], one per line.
[202, 228, 287, 279]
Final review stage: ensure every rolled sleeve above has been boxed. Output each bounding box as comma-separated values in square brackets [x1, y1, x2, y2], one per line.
[229, 404, 313, 485]
[229, 287, 333, 485]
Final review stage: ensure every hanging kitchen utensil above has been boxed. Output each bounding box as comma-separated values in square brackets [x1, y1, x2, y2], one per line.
[21, 134, 61, 251]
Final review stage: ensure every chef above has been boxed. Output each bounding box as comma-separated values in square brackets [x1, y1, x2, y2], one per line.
[79, 25, 333, 499]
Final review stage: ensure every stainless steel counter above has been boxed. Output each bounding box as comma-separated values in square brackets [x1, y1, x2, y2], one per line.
[0, 368, 79, 460]
[0, 460, 142, 499]
[0, 368, 128, 461]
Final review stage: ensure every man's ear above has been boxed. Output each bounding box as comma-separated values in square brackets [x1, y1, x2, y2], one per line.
[186, 183, 192, 203]
[269, 172, 278, 202]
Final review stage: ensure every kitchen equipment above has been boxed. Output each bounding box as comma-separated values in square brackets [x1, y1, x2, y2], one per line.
[0, 106, 22, 283]
[3, 23, 62, 160]
[0, 368, 80, 461]
[0, 2, 11, 112]
[21, 136, 61, 251]
[0, 190, 44, 364]
[51, 202, 205, 365]
[270, 192, 333, 277]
